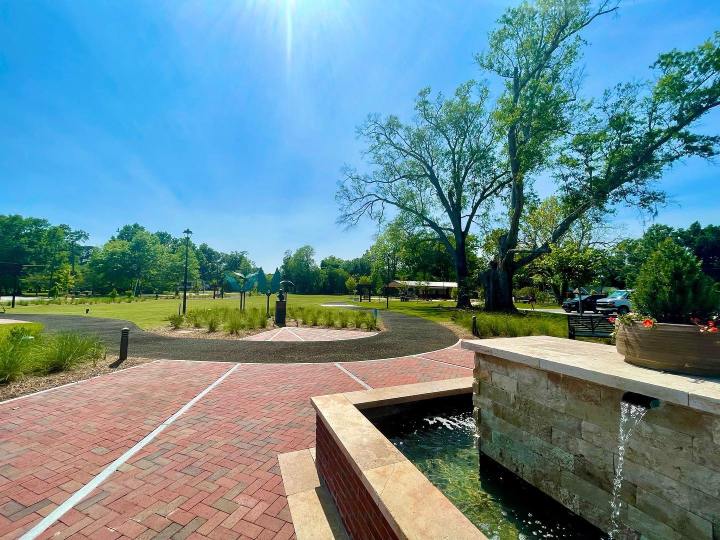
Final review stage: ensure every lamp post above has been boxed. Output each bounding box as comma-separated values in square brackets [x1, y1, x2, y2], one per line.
[182, 229, 192, 315]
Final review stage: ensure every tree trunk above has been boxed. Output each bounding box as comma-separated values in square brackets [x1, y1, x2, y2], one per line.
[481, 260, 516, 312]
[550, 283, 563, 305]
[454, 246, 473, 309]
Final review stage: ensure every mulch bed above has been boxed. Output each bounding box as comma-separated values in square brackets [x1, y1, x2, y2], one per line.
[0, 356, 154, 403]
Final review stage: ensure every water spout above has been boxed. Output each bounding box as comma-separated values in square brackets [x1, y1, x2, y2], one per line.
[608, 398, 652, 539]
[621, 391, 660, 410]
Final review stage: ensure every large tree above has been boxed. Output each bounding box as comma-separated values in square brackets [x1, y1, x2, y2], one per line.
[337, 82, 508, 308]
[479, 0, 720, 310]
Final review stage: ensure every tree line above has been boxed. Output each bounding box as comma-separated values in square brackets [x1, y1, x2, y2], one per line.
[2, 213, 717, 303]
[0, 215, 469, 297]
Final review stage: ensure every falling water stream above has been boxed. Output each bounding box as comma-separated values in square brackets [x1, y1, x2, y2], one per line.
[608, 401, 648, 539]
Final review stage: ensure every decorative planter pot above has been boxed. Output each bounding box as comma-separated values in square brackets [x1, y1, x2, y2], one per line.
[616, 321, 720, 376]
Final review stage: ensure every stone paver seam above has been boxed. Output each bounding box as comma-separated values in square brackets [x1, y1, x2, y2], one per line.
[414, 354, 473, 370]
[333, 363, 373, 390]
[0, 360, 161, 405]
[18, 363, 240, 540]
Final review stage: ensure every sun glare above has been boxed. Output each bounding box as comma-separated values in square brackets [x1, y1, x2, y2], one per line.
[245, 0, 350, 69]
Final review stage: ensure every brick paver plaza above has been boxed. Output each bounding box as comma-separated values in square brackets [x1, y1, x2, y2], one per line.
[0, 344, 473, 539]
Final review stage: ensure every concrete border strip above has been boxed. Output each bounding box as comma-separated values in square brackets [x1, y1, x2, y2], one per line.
[286, 327, 307, 341]
[20, 363, 240, 540]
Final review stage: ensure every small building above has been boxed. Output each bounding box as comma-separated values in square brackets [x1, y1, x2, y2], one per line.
[386, 280, 457, 300]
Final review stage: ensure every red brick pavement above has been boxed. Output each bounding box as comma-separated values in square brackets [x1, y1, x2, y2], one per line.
[0, 361, 232, 539]
[0, 346, 472, 539]
[415, 344, 475, 369]
[337, 354, 471, 388]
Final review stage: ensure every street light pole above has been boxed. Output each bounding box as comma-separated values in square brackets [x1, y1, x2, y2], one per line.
[182, 229, 192, 315]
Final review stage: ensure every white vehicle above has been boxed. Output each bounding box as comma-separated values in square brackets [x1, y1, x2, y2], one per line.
[595, 289, 633, 315]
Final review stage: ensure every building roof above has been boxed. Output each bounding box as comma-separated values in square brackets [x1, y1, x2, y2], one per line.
[387, 280, 458, 289]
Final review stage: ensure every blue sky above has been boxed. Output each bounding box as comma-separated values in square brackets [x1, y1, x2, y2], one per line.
[1, 0, 718, 270]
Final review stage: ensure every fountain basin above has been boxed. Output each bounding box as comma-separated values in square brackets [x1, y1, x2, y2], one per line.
[311, 378, 483, 539]
[463, 336, 720, 539]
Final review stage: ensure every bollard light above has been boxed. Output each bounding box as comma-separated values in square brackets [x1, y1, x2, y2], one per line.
[119, 327, 129, 362]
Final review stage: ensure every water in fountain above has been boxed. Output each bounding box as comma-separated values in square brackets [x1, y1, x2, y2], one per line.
[608, 401, 648, 538]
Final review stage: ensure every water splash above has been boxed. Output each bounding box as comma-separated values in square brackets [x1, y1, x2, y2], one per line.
[608, 401, 647, 538]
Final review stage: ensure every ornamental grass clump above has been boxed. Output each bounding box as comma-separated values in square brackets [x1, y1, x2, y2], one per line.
[35, 332, 106, 373]
[167, 313, 184, 329]
[353, 311, 364, 329]
[632, 238, 719, 326]
[206, 313, 221, 333]
[224, 311, 244, 335]
[450, 311, 566, 338]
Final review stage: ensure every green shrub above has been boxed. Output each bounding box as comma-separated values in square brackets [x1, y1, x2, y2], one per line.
[167, 313, 184, 329]
[35, 332, 106, 373]
[633, 238, 720, 323]
[338, 311, 349, 328]
[0, 322, 43, 341]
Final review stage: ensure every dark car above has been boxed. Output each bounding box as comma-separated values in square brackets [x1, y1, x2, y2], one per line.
[562, 294, 606, 313]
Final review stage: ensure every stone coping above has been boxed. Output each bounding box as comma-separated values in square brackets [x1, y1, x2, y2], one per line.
[311, 377, 484, 539]
[462, 336, 720, 415]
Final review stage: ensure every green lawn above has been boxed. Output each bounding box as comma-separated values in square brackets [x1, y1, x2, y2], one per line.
[5, 294, 570, 339]
[5, 294, 356, 329]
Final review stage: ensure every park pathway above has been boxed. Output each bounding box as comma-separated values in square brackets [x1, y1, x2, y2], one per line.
[0, 344, 473, 539]
[2, 312, 457, 363]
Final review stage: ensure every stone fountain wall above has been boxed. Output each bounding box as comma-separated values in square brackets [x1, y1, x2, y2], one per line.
[473, 352, 720, 539]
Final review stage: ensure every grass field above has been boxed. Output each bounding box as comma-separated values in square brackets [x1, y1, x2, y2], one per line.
[5, 294, 569, 339]
[5, 294, 358, 329]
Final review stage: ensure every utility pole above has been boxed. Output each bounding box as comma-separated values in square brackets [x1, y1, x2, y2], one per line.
[182, 229, 192, 315]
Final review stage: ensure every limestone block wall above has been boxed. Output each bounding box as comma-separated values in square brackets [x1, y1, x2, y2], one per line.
[474, 352, 720, 539]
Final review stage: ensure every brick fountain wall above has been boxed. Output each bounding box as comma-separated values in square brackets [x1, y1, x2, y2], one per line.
[474, 352, 720, 539]
[315, 416, 399, 540]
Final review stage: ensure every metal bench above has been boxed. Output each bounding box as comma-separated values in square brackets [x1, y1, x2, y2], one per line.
[567, 314, 615, 339]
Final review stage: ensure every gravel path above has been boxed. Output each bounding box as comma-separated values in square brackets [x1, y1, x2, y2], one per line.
[0, 311, 458, 363]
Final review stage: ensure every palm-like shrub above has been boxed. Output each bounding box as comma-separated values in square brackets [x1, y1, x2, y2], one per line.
[634, 238, 719, 324]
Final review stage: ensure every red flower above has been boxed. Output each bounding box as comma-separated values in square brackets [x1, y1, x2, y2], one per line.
[709, 326, 719, 333]
[642, 319, 654, 328]
[608, 317, 617, 324]
[708, 320, 716, 328]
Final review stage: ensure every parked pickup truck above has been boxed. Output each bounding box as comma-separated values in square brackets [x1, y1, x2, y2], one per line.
[595, 290, 633, 315]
